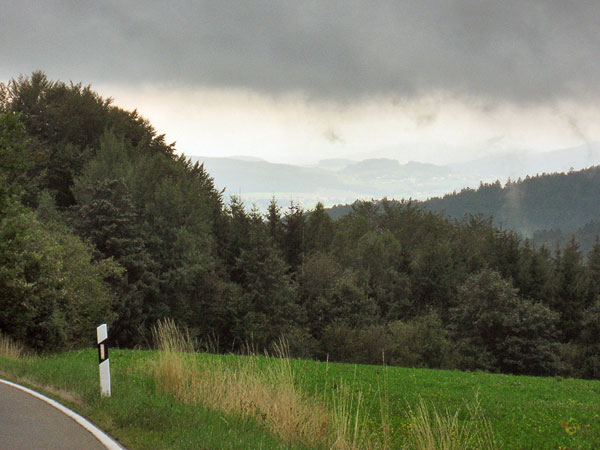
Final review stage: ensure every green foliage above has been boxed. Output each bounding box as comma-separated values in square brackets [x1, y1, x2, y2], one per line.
[266, 197, 284, 245]
[304, 202, 335, 255]
[552, 238, 589, 342]
[425, 168, 600, 236]
[299, 250, 378, 339]
[232, 212, 300, 348]
[68, 129, 225, 347]
[0, 197, 115, 350]
[515, 241, 555, 306]
[0, 201, 66, 349]
[282, 202, 306, 268]
[586, 238, 600, 304]
[576, 299, 600, 378]
[0, 71, 173, 208]
[319, 312, 454, 368]
[386, 312, 455, 368]
[73, 177, 159, 346]
[0, 112, 39, 205]
[0, 112, 28, 174]
[451, 269, 560, 375]
[37, 217, 120, 347]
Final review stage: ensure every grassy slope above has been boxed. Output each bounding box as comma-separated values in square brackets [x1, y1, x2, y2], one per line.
[1, 349, 599, 449]
[0, 349, 302, 450]
[294, 359, 600, 449]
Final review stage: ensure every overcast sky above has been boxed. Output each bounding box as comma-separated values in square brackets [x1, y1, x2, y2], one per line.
[2, 1, 600, 165]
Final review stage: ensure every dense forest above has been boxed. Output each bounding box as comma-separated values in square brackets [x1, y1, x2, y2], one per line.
[328, 168, 600, 254]
[423, 171, 600, 253]
[1, 72, 599, 379]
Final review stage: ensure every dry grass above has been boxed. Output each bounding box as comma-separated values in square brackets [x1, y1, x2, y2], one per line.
[151, 320, 333, 448]
[19, 377, 87, 408]
[405, 395, 498, 450]
[151, 317, 196, 353]
[0, 331, 27, 359]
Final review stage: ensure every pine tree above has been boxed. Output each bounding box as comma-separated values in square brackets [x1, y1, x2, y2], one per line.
[553, 238, 589, 342]
[73, 178, 158, 346]
[233, 214, 300, 349]
[282, 201, 306, 269]
[305, 202, 335, 255]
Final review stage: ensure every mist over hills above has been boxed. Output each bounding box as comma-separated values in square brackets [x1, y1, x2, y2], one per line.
[448, 143, 600, 180]
[190, 142, 600, 210]
[424, 165, 600, 237]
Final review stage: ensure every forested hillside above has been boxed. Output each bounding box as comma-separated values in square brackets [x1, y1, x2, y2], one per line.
[423, 169, 600, 252]
[2, 73, 599, 379]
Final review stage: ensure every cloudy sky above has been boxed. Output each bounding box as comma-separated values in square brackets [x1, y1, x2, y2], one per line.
[2, 1, 600, 165]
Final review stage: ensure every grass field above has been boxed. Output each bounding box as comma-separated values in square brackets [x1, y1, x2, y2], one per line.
[296, 359, 600, 449]
[1, 344, 599, 449]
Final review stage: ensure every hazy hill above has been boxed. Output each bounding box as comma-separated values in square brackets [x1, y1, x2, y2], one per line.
[316, 158, 355, 170]
[423, 166, 600, 234]
[190, 156, 463, 209]
[422, 166, 600, 252]
[450, 143, 600, 180]
[190, 156, 348, 193]
[324, 164, 600, 252]
[190, 143, 600, 210]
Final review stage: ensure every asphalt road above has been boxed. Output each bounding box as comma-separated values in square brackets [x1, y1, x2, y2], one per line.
[0, 382, 108, 450]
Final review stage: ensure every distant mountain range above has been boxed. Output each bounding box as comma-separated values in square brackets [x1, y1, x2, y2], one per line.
[189, 142, 600, 211]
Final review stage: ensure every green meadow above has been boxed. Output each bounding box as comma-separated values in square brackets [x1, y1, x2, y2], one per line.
[1, 345, 599, 449]
[300, 359, 600, 449]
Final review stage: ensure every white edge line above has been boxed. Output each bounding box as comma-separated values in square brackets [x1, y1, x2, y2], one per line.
[0, 378, 124, 450]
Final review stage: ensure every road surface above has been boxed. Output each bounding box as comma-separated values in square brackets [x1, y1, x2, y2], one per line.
[0, 381, 115, 449]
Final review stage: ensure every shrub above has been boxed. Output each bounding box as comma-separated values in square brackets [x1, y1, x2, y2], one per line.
[0, 198, 116, 351]
[387, 312, 455, 369]
[451, 269, 561, 375]
[320, 312, 455, 369]
[282, 326, 320, 360]
[577, 299, 600, 379]
[320, 320, 361, 362]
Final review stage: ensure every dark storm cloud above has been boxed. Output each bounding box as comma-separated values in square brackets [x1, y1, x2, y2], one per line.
[2, 0, 599, 103]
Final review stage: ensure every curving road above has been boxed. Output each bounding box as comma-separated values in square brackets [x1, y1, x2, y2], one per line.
[0, 380, 121, 449]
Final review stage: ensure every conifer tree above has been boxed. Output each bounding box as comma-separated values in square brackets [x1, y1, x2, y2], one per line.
[553, 238, 589, 342]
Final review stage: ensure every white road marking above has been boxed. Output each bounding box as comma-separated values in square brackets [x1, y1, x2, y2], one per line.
[0, 378, 124, 450]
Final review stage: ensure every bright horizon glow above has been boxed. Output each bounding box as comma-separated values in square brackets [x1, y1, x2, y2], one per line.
[95, 83, 600, 167]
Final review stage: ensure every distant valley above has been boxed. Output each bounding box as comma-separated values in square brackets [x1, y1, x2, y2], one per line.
[190, 142, 600, 211]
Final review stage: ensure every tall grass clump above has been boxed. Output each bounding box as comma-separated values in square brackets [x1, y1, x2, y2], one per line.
[151, 317, 196, 353]
[0, 331, 27, 359]
[329, 382, 374, 449]
[151, 320, 334, 448]
[404, 395, 498, 450]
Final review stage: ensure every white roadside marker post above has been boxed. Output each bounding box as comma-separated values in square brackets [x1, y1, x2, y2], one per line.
[96, 324, 111, 397]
